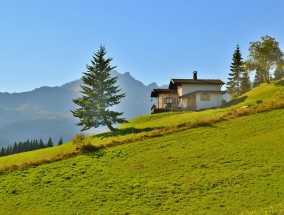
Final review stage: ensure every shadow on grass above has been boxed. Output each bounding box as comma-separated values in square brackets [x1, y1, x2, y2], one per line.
[94, 126, 163, 139]
[274, 79, 284, 86]
[221, 96, 248, 108]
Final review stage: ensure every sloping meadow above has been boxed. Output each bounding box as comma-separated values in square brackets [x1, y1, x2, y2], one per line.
[0, 79, 284, 214]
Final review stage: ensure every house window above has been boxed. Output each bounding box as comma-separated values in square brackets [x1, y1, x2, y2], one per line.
[200, 93, 210, 101]
[166, 98, 173, 104]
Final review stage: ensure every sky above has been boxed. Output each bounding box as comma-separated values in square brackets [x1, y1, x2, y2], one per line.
[0, 0, 283, 93]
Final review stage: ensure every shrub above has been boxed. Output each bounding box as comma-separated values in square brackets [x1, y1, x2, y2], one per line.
[72, 134, 87, 150]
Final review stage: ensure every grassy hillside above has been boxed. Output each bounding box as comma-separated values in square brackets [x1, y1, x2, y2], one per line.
[0, 79, 284, 214]
[1, 79, 283, 171]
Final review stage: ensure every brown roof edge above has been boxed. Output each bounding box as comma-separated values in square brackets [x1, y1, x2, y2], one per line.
[151, 89, 177, 97]
[169, 79, 225, 90]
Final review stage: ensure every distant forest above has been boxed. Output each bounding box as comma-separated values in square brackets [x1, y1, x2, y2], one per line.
[0, 137, 63, 157]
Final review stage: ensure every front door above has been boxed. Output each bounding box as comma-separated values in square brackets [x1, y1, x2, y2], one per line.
[187, 96, 196, 110]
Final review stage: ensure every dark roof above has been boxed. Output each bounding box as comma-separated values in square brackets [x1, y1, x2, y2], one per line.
[151, 89, 177, 97]
[179, 90, 226, 98]
[169, 79, 225, 90]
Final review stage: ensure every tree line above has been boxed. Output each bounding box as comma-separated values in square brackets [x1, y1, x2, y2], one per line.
[0, 137, 63, 157]
[227, 35, 284, 98]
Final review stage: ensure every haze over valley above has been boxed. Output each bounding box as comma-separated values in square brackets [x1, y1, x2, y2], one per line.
[0, 71, 157, 146]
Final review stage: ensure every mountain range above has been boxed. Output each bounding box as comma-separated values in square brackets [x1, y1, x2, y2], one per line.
[0, 71, 159, 147]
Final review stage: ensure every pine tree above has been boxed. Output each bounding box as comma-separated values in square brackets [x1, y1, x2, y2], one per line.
[274, 68, 284, 80]
[39, 139, 45, 148]
[240, 71, 251, 94]
[12, 142, 18, 154]
[226, 45, 244, 98]
[58, 137, 63, 146]
[47, 137, 53, 147]
[253, 69, 265, 87]
[71, 45, 127, 131]
[0, 147, 5, 157]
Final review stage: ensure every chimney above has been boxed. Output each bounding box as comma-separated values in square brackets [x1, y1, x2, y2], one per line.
[193, 71, 197, 80]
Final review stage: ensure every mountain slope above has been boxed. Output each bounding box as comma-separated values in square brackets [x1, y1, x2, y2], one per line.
[0, 71, 157, 146]
[0, 109, 283, 214]
[0, 79, 284, 214]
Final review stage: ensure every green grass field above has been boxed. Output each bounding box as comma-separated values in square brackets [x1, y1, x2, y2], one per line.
[0, 79, 284, 214]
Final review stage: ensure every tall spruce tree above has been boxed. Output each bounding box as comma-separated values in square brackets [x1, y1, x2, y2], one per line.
[72, 46, 127, 131]
[226, 45, 244, 98]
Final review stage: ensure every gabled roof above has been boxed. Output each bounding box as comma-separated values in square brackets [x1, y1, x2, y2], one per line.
[151, 89, 177, 97]
[169, 79, 225, 90]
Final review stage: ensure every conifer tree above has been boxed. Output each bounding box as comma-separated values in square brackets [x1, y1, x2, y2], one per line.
[274, 67, 284, 80]
[72, 45, 127, 131]
[58, 137, 63, 146]
[13, 142, 18, 154]
[39, 139, 45, 148]
[0, 147, 4, 156]
[47, 137, 53, 147]
[253, 69, 265, 87]
[240, 71, 251, 94]
[226, 45, 244, 98]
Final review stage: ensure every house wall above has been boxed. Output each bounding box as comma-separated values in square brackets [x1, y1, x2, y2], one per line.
[181, 84, 221, 95]
[157, 93, 178, 108]
[177, 86, 182, 96]
[196, 92, 222, 110]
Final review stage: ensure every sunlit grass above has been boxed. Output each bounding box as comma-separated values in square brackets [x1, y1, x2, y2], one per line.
[0, 79, 283, 173]
[0, 79, 283, 214]
[0, 142, 76, 172]
[0, 109, 283, 214]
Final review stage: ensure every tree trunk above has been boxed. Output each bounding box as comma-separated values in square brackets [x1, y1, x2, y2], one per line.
[106, 123, 116, 131]
[264, 71, 270, 84]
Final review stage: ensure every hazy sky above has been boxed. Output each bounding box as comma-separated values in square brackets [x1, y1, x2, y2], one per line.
[0, 0, 283, 92]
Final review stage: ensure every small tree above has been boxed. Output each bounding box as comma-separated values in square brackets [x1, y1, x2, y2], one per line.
[58, 137, 63, 146]
[274, 66, 284, 80]
[226, 45, 244, 98]
[39, 139, 45, 148]
[72, 45, 127, 131]
[252, 69, 265, 87]
[240, 71, 251, 94]
[245, 35, 284, 84]
[47, 137, 53, 147]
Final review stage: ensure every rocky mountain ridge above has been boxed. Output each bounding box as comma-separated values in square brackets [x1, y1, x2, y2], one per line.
[0, 71, 159, 146]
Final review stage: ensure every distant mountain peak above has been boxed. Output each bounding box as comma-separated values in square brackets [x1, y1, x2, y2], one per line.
[0, 70, 156, 146]
[147, 82, 159, 89]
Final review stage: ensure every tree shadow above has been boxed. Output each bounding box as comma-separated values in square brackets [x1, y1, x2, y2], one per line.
[274, 79, 284, 86]
[221, 96, 248, 108]
[93, 126, 162, 139]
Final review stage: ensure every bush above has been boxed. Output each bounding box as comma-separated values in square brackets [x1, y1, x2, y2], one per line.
[71, 134, 97, 152]
[72, 134, 87, 150]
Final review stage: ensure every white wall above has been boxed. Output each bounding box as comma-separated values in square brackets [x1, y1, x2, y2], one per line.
[196, 92, 222, 110]
[181, 84, 221, 95]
